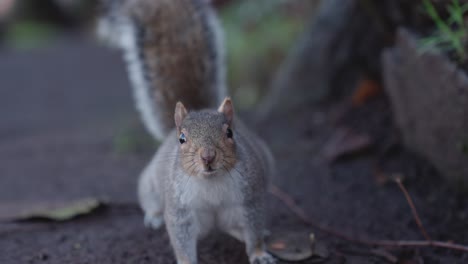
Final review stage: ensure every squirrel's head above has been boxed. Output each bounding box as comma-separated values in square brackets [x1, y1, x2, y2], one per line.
[174, 97, 237, 178]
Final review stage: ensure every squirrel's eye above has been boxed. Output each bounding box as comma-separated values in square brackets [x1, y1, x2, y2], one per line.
[179, 133, 187, 144]
[226, 128, 233, 139]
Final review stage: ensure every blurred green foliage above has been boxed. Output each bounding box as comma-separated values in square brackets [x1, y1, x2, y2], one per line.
[3, 0, 317, 108]
[420, 0, 468, 62]
[5, 21, 58, 49]
[113, 122, 158, 155]
[220, 0, 317, 109]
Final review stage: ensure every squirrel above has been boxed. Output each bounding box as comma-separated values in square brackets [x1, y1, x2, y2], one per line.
[98, 0, 276, 263]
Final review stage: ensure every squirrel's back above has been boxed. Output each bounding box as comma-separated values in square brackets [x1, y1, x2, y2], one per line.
[98, 0, 226, 140]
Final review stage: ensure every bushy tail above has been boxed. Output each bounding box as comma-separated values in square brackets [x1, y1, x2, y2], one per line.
[97, 0, 227, 141]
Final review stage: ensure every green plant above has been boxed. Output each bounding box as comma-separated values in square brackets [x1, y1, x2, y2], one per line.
[220, 0, 313, 109]
[420, 0, 468, 62]
[5, 21, 58, 49]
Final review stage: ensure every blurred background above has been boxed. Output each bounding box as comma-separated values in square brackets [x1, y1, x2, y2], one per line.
[1, 0, 467, 263]
[0, 0, 319, 160]
[0, 0, 316, 108]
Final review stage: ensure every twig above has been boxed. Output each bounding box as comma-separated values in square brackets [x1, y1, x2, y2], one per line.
[393, 177, 432, 241]
[268, 184, 468, 253]
[268, 184, 379, 244]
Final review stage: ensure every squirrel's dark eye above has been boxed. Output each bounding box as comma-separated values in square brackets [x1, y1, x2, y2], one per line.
[226, 128, 233, 138]
[179, 133, 187, 144]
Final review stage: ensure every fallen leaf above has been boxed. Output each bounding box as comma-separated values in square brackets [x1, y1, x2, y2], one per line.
[0, 198, 104, 222]
[270, 241, 287, 250]
[267, 232, 329, 262]
[322, 127, 373, 161]
[267, 232, 313, 262]
[351, 78, 382, 107]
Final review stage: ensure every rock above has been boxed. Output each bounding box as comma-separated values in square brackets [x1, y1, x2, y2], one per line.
[258, 0, 418, 120]
[382, 28, 468, 183]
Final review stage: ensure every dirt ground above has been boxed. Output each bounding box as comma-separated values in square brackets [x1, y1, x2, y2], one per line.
[0, 38, 467, 264]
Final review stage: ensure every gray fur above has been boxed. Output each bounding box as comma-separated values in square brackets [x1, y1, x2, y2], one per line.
[98, 0, 274, 263]
[138, 110, 276, 264]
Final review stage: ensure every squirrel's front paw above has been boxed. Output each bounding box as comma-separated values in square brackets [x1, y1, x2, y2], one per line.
[144, 212, 164, 229]
[250, 252, 276, 264]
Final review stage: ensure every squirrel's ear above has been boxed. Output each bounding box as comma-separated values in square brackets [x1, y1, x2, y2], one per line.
[218, 97, 234, 125]
[174, 102, 188, 129]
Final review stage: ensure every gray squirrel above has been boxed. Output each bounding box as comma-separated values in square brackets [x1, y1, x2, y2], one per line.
[98, 0, 276, 263]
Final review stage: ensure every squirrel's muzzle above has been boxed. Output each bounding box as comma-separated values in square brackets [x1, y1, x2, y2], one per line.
[200, 148, 216, 166]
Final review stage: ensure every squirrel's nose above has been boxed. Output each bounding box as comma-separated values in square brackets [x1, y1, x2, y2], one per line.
[200, 148, 216, 165]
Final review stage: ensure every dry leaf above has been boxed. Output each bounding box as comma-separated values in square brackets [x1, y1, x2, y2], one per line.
[267, 232, 329, 262]
[0, 198, 103, 222]
[267, 232, 313, 261]
[270, 241, 287, 250]
[351, 78, 381, 106]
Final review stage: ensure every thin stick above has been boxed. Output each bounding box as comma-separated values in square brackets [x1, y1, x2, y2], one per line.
[268, 184, 378, 244]
[393, 177, 432, 241]
[268, 184, 468, 253]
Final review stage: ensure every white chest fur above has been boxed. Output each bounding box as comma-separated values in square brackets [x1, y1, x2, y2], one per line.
[178, 170, 242, 209]
[173, 169, 245, 237]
